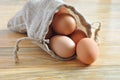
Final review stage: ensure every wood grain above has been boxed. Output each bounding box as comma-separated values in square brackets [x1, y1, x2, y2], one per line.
[0, 0, 120, 80]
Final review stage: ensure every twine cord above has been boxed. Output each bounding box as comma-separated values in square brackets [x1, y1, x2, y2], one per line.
[14, 37, 38, 63]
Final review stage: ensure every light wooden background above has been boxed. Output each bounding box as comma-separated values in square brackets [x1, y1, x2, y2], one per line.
[0, 0, 120, 80]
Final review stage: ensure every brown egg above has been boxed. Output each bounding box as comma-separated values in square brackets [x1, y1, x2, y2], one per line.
[56, 6, 69, 15]
[69, 29, 87, 44]
[52, 13, 77, 35]
[50, 35, 75, 58]
[76, 38, 99, 65]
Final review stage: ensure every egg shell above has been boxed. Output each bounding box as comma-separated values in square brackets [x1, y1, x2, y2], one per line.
[69, 29, 87, 44]
[52, 13, 77, 35]
[56, 6, 69, 15]
[50, 35, 76, 58]
[76, 38, 99, 65]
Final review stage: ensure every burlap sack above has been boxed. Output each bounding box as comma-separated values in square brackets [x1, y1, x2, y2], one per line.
[7, 0, 101, 63]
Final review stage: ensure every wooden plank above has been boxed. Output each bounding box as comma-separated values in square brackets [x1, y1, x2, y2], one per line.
[0, 47, 84, 68]
[100, 31, 120, 46]
[0, 46, 120, 69]
[0, 66, 120, 80]
[0, 5, 26, 30]
[0, 30, 37, 47]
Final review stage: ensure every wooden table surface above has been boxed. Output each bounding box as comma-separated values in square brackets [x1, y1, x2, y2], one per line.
[0, 0, 120, 80]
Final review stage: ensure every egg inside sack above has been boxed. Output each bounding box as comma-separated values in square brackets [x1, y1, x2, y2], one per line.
[76, 38, 99, 65]
[50, 35, 76, 58]
[52, 13, 77, 35]
[69, 29, 87, 44]
[56, 6, 69, 15]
